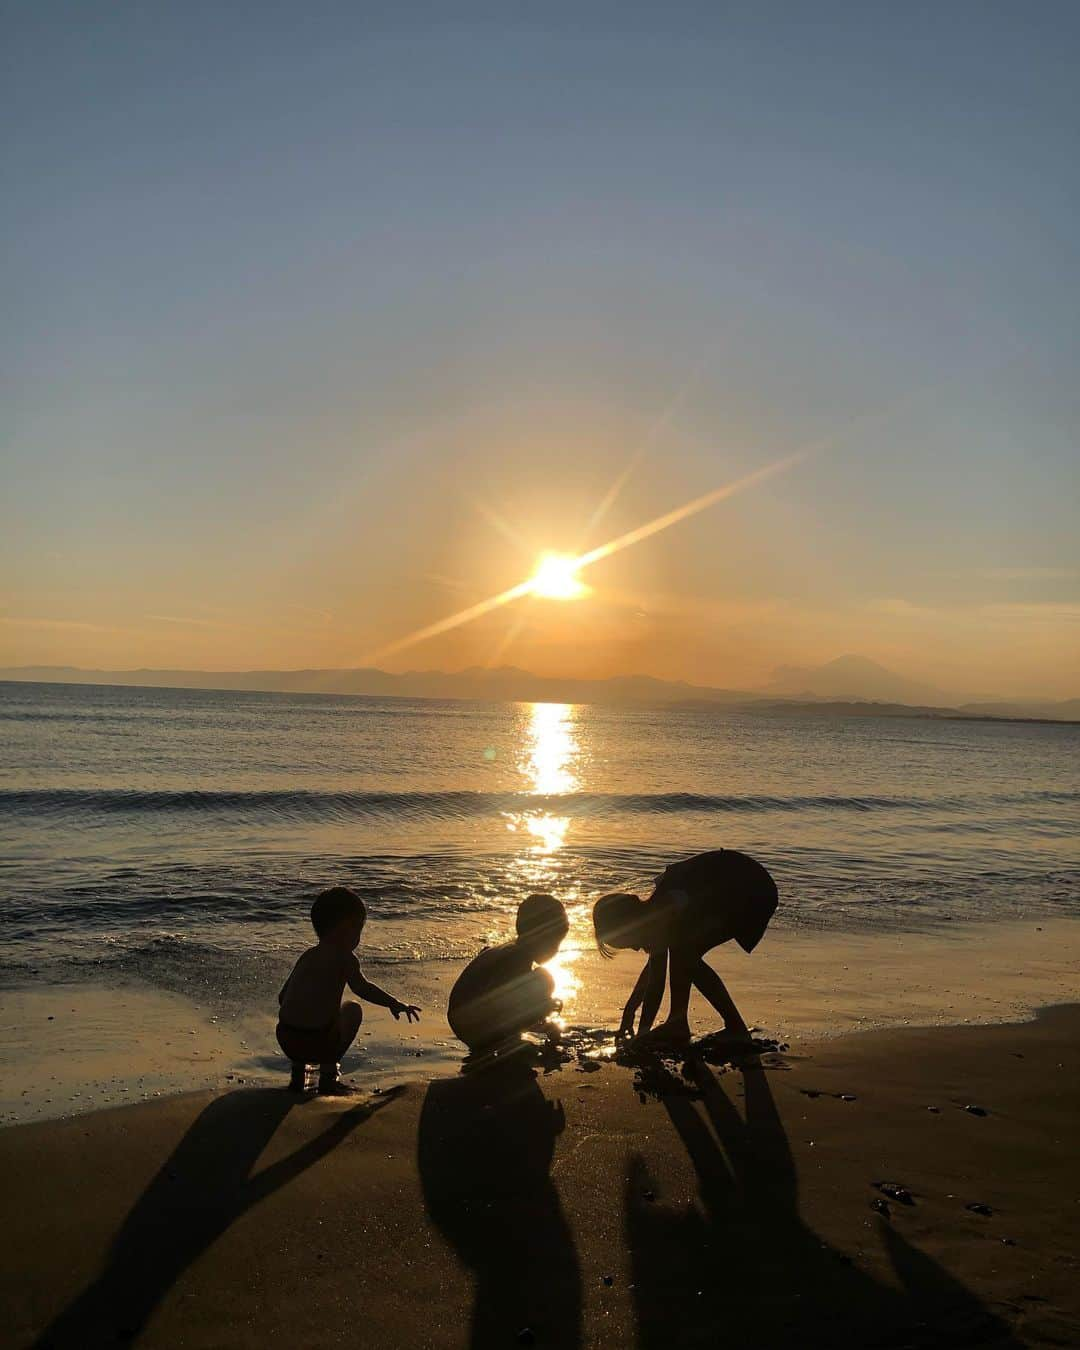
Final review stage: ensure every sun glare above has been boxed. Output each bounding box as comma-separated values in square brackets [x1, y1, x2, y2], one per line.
[528, 552, 590, 600]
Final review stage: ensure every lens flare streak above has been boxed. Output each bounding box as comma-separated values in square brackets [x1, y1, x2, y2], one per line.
[368, 448, 807, 663]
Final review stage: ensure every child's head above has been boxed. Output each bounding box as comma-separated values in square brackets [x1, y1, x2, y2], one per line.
[310, 886, 367, 949]
[515, 892, 568, 961]
[593, 892, 648, 958]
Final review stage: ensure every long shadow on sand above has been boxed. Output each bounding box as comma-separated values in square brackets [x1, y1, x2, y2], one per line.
[419, 1057, 582, 1349]
[626, 1056, 1022, 1349]
[34, 1086, 399, 1349]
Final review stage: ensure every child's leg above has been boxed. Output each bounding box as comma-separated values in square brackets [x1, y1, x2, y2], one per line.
[690, 959, 748, 1035]
[318, 1004, 365, 1094]
[336, 1002, 364, 1058]
[665, 948, 695, 1034]
[521, 968, 556, 1029]
[639, 950, 747, 1041]
[638, 949, 693, 1041]
[287, 1062, 310, 1092]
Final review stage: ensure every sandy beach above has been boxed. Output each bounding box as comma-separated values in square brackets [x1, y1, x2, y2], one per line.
[4, 916, 1078, 1127]
[4, 999, 1078, 1349]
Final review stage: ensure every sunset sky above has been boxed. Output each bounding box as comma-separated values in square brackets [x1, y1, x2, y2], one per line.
[3, 4, 1078, 698]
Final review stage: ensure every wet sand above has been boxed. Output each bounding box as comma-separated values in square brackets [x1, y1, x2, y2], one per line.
[3, 917, 1078, 1125]
[4, 1004, 1078, 1348]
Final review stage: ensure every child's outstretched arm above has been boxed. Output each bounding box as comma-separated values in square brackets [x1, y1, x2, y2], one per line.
[347, 967, 421, 1022]
[619, 951, 667, 1037]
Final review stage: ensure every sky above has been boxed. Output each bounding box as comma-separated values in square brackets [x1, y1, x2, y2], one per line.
[3, 2, 1078, 699]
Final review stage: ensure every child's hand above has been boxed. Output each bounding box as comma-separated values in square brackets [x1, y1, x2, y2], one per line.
[390, 1000, 421, 1023]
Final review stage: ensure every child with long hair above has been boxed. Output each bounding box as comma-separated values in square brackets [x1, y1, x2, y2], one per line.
[593, 849, 777, 1044]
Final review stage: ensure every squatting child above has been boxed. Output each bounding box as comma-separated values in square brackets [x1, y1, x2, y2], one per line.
[447, 893, 569, 1056]
[277, 886, 420, 1095]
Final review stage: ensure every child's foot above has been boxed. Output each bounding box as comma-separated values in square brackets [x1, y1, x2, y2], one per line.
[287, 1064, 311, 1093]
[636, 1019, 692, 1047]
[318, 1078, 360, 1096]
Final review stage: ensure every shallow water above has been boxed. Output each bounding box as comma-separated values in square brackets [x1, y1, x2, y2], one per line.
[1, 680, 1077, 1030]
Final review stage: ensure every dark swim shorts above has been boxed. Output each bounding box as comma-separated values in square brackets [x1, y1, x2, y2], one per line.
[276, 1018, 340, 1065]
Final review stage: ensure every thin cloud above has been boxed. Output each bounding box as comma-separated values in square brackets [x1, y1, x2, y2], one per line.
[0, 616, 124, 634]
[972, 567, 1077, 581]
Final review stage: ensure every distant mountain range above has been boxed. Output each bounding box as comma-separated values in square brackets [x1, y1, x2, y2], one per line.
[2, 657, 1077, 723]
[764, 654, 951, 706]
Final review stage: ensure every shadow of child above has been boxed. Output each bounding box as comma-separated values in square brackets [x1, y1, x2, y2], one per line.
[625, 1057, 1021, 1348]
[34, 1086, 400, 1349]
[418, 1060, 582, 1349]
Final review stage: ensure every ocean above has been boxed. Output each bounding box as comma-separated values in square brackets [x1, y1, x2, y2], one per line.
[2, 678, 1077, 1014]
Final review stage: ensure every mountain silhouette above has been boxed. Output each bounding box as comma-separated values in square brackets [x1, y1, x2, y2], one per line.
[764, 654, 950, 705]
[1, 659, 1074, 719]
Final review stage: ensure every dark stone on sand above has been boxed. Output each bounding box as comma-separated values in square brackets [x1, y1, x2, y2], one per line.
[926, 1105, 941, 1113]
[1002, 1237, 1017, 1246]
[602, 1274, 614, 1286]
[873, 1181, 915, 1206]
[966, 1202, 994, 1217]
[643, 1189, 656, 1202]
[801, 1089, 821, 1098]
[870, 1198, 891, 1218]
[964, 1104, 989, 1116]
[839, 1093, 856, 1101]
[578, 1060, 601, 1073]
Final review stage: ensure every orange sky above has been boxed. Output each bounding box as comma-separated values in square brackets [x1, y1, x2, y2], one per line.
[4, 11, 1078, 701]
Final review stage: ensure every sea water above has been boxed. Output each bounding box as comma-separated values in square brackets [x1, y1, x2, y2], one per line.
[1, 680, 1077, 1026]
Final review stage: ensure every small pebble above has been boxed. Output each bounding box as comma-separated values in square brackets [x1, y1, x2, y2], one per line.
[602, 1275, 614, 1287]
[1001, 1237, 1017, 1246]
[873, 1182, 915, 1206]
[839, 1094, 856, 1102]
[926, 1105, 940, 1113]
[870, 1198, 890, 1218]
[643, 1190, 656, 1203]
[967, 1202, 994, 1217]
[964, 1104, 989, 1117]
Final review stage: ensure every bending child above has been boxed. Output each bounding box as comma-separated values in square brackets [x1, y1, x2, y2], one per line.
[277, 886, 420, 1095]
[592, 849, 778, 1045]
[448, 893, 569, 1057]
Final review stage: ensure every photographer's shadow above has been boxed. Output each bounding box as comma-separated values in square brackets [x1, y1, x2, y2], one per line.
[418, 1057, 582, 1349]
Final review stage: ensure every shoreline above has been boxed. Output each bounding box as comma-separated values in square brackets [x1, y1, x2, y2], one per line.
[3, 1002, 1078, 1347]
[3, 915, 1079, 1127]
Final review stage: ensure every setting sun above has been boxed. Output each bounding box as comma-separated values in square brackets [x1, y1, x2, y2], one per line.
[528, 552, 590, 601]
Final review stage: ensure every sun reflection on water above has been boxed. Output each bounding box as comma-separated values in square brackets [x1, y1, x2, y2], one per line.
[506, 702, 587, 1018]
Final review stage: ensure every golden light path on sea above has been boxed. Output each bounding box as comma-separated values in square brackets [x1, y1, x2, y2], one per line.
[503, 701, 584, 1017]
